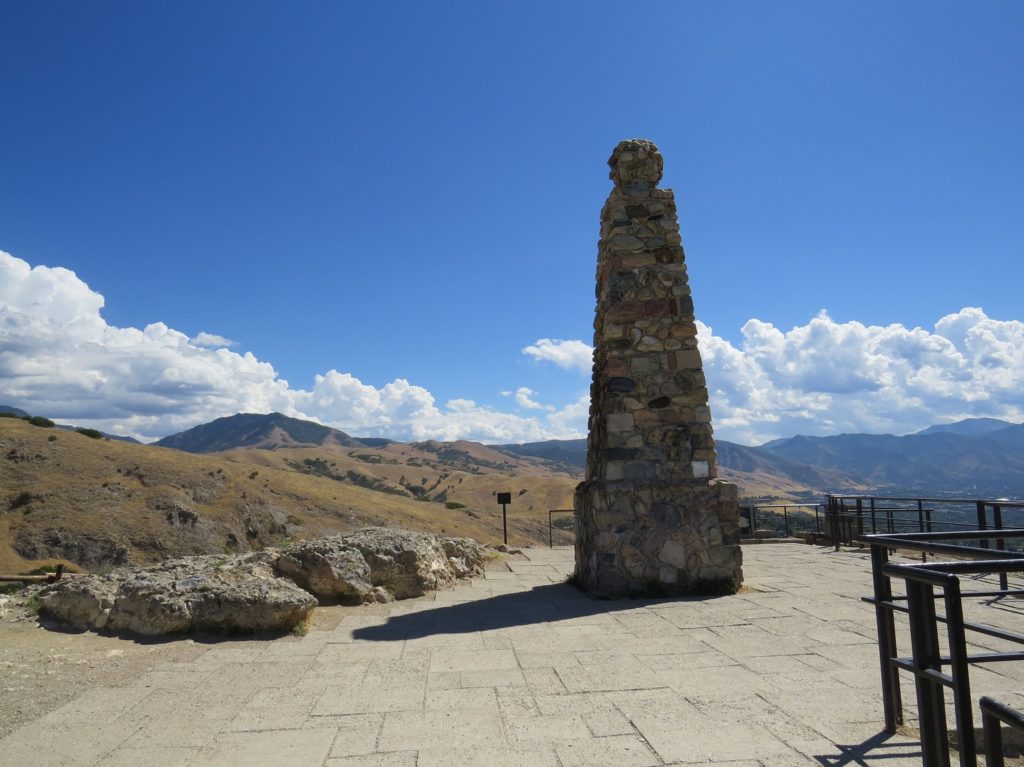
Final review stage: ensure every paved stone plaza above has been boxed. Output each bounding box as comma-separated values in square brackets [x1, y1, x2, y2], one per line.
[4, 543, 1024, 766]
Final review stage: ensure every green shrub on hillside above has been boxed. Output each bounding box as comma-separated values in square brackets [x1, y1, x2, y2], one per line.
[8, 491, 36, 511]
[28, 416, 55, 428]
[76, 428, 103, 439]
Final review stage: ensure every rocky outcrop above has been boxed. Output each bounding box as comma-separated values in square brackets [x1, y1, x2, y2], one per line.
[38, 528, 491, 635]
[274, 528, 489, 603]
[38, 552, 316, 636]
[14, 529, 131, 570]
[275, 538, 384, 603]
[343, 528, 488, 599]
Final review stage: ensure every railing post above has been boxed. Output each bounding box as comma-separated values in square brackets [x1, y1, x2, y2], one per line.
[833, 496, 841, 551]
[919, 499, 926, 562]
[978, 697, 1024, 767]
[942, 577, 976, 767]
[981, 699, 1006, 767]
[994, 504, 1008, 590]
[871, 544, 903, 733]
[784, 506, 790, 537]
[906, 578, 951, 767]
[977, 501, 989, 549]
[870, 496, 877, 534]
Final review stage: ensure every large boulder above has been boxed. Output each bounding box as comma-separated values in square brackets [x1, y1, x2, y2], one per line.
[342, 528, 489, 599]
[37, 527, 493, 636]
[441, 535, 490, 578]
[274, 528, 490, 602]
[39, 552, 316, 636]
[274, 538, 381, 604]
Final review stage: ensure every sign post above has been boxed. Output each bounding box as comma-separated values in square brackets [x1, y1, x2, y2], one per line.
[496, 492, 511, 546]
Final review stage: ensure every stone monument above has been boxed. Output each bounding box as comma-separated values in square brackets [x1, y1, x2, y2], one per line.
[573, 139, 743, 597]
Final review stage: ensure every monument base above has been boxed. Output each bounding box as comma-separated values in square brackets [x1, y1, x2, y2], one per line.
[573, 478, 743, 598]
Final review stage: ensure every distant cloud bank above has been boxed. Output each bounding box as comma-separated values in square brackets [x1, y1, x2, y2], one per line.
[698, 308, 1024, 444]
[521, 338, 593, 373]
[2, 249, 1022, 445]
[190, 331, 237, 349]
[0, 251, 585, 443]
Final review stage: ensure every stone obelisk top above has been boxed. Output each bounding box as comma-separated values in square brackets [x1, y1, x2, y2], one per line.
[573, 138, 742, 598]
[608, 138, 664, 195]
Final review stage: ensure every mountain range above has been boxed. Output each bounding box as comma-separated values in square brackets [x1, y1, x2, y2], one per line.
[8, 404, 1024, 501]
[151, 413, 857, 497]
[760, 420, 1024, 497]
[150, 412, 1024, 498]
[3, 406, 1023, 574]
[154, 412, 373, 453]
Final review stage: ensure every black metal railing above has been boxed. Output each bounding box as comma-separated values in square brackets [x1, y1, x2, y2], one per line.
[548, 509, 574, 547]
[827, 495, 1024, 561]
[739, 503, 824, 539]
[980, 696, 1024, 767]
[859, 530, 1024, 766]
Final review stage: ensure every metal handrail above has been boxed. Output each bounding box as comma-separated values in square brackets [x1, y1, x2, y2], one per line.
[831, 494, 1024, 509]
[860, 530, 1024, 767]
[980, 696, 1024, 767]
[739, 503, 825, 538]
[548, 509, 574, 548]
[826, 496, 1024, 573]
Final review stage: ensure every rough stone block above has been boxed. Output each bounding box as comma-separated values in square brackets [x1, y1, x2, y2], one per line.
[606, 413, 635, 433]
[670, 349, 702, 370]
[658, 540, 688, 570]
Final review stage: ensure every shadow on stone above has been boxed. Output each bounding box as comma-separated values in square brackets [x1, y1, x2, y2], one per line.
[352, 581, 716, 642]
[812, 730, 923, 766]
[34, 613, 300, 646]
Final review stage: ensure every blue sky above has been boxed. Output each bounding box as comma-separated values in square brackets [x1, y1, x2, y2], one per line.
[2, 2, 1023, 444]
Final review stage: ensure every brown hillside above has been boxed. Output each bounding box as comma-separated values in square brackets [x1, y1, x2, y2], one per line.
[0, 419, 579, 574]
[217, 440, 581, 540]
[717, 466, 829, 501]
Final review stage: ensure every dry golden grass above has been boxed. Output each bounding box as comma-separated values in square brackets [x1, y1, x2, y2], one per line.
[0, 418, 578, 573]
[0, 416, 826, 574]
[717, 466, 822, 501]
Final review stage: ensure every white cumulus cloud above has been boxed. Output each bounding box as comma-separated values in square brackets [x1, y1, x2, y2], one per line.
[191, 332, 237, 348]
[513, 386, 555, 412]
[521, 311, 1024, 446]
[4, 249, 1021, 448]
[522, 338, 593, 373]
[698, 309, 1024, 444]
[0, 250, 588, 443]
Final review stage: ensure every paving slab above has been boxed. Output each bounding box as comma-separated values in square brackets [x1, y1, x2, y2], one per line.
[192, 727, 336, 766]
[5, 543, 1024, 766]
